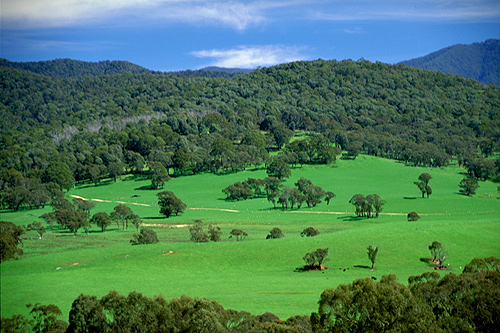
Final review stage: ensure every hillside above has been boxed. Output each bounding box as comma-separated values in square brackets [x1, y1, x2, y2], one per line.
[0, 58, 152, 78]
[399, 39, 500, 85]
[1, 58, 499, 200]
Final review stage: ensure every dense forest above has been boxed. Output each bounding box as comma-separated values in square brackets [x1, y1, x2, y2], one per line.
[400, 39, 500, 86]
[1, 58, 500, 210]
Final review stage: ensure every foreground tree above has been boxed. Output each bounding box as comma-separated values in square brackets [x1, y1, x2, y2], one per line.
[367, 245, 379, 270]
[314, 275, 435, 332]
[0, 221, 25, 262]
[459, 177, 479, 196]
[157, 191, 186, 218]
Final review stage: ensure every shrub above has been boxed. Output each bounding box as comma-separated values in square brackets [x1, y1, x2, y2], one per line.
[407, 211, 420, 221]
[266, 227, 284, 239]
[229, 229, 248, 241]
[301, 227, 320, 237]
[189, 220, 209, 243]
[130, 229, 159, 245]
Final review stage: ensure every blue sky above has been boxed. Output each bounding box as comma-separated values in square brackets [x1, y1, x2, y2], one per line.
[1, 0, 499, 72]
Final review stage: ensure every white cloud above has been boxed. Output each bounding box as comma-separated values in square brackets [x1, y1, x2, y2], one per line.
[310, 0, 500, 22]
[0, 0, 285, 30]
[191, 45, 309, 68]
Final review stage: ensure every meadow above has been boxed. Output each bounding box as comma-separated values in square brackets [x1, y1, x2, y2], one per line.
[1, 155, 499, 320]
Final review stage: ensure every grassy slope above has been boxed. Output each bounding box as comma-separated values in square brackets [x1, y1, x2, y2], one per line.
[1, 155, 499, 320]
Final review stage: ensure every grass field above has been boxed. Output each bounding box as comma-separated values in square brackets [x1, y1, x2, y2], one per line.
[1, 155, 499, 320]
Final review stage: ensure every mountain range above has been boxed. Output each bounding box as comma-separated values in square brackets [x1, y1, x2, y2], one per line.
[399, 39, 500, 85]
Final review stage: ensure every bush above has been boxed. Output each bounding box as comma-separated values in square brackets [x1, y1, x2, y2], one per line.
[301, 227, 320, 237]
[407, 211, 420, 221]
[266, 227, 284, 239]
[189, 220, 209, 243]
[130, 229, 159, 245]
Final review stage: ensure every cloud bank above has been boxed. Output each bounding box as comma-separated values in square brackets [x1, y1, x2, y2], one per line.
[191, 45, 309, 68]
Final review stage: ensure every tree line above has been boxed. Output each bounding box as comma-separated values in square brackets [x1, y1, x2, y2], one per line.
[2, 257, 498, 332]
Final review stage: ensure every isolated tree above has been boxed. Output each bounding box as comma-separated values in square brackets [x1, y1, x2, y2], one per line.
[301, 227, 320, 237]
[428, 241, 448, 268]
[157, 191, 186, 218]
[130, 228, 159, 245]
[303, 248, 329, 269]
[266, 227, 284, 239]
[229, 229, 248, 241]
[367, 245, 379, 270]
[407, 211, 420, 221]
[414, 173, 432, 198]
[459, 177, 479, 196]
[90, 212, 111, 232]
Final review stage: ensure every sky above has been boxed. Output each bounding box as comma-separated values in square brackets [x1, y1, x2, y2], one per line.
[1, 0, 499, 72]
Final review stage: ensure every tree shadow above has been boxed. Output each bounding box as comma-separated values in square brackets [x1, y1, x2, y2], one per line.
[353, 265, 371, 269]
[134, 185, 155, 191]
[403, 196, 418, 200]
[337, 216, 364, 221]
[142, 216, 166, 220]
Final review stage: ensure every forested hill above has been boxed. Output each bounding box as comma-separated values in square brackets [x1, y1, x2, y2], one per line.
[1, 59, 500, 194]
[399, 39, 500, 86]
[0, 58, 152, 78]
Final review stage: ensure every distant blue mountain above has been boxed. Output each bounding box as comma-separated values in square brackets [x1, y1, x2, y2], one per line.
[399, 39, 500, 85]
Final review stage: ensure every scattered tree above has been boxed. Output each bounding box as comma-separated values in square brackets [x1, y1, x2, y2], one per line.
[130, 228, 159, 245]
[428, 241, 448, 268]
[25, 221, 46, 239]
[189, 220, 209, 243]
[266, 227, 284, 239]
[266, 158, 291, 181]
[407, 211, 420, 221]
[367, 245, 379, 270]
[110, 204, 134, 229]
[301, 227, 320, 237]
[303, 248, 329, 270]
[90, 212, 111, 232]
[349, 194, 385, 218]
[157, 191, 186, 218]
[229, 229, 248, 241]
[414, 173, 432, 198]
[148, 161, 170, 189]
[208, 224, 222, 242]
[325, 191, 336, 205]
[459, 177, 479, 196]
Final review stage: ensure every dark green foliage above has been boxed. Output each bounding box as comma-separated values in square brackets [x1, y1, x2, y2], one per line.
[208, 224, 222, 242]
[266, 227, 284, 239]
[399, 39, 500, 85]
[349, 193, 386, 218]
[459, 177, 480, 196]
[407, 211, 421, 221]
[229, 229, 248, 241]
[428, 241, 448, 268]
[303, 248, 329, 269]
[148, 161, 170, 189]
[367, 245, 379, 270]
[189, 220, 209, 243]
[463, 256, 500, 273]
[67, 294, 107, 333]
[300, 227, 320, 237]
[90, 212, 111, 232]
[2, 58, 499, 193]
[157, 191, 186, 218]
[1, 303, 68, 333]
[110, 204, 135, 230]
[266, 158, 291, 180]
[25, 221, 46, 239]
[0, 221, 25, 262]
[130, 228, 159, 245]
[314, 274, 436, 332]
[414, 173, 433, 198]
[0, 58, 151, 78]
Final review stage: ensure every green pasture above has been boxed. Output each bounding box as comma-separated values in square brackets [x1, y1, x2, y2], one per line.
[1, 155, 499, 320]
